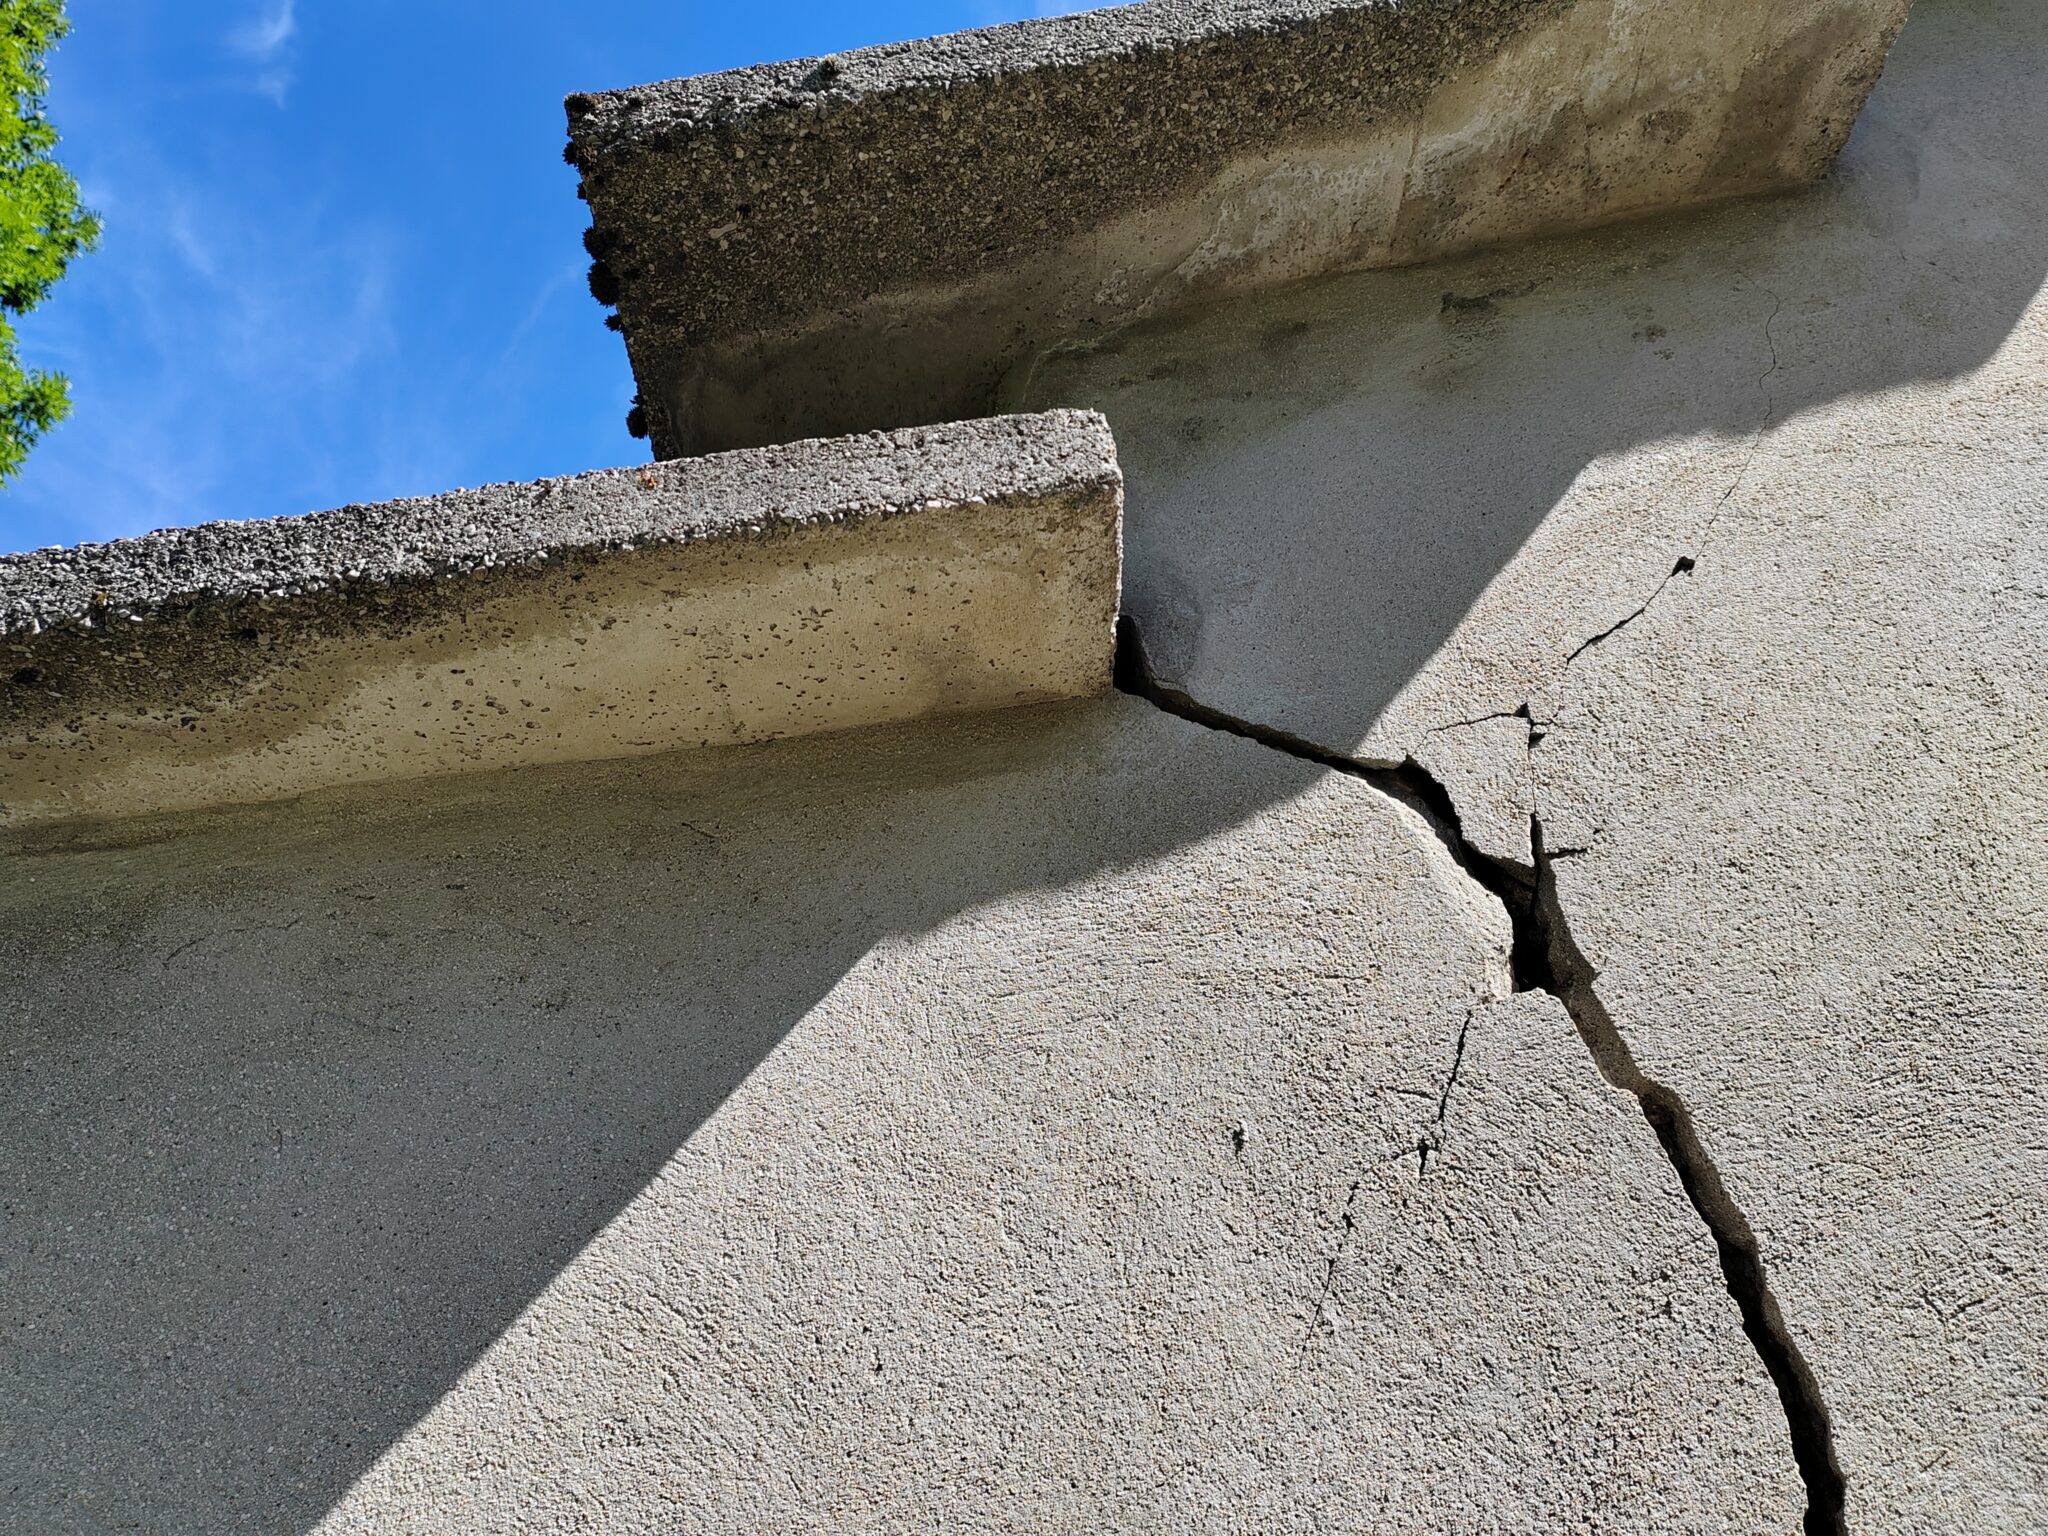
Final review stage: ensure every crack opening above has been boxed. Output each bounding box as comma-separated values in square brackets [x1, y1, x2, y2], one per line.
[1418, 1008, 1474, 1177]
[1114, 613, 1847, 1535]
[1113, 616, 1547, 986]
[1565, 554, 1697, 666]
[1531, 815, 1847, 1536]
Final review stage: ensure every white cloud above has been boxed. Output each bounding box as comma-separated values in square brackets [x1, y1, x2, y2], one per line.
[226, 1, 297, 106]
[228, 0, 296, 60]
[0, 139, 405, 544]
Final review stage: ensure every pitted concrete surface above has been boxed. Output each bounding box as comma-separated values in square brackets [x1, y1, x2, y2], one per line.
[2, 699, 1798, 1532]
[0, 412, 1121, 824]
[1024, 0, 2047, 1527]
[571, 0, 1910, 454]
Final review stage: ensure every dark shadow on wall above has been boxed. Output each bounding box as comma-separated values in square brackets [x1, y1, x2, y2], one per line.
[0, 696, 1329, 1533]
[1021, 0, 2048, 751]
[2, 0, 2044, 1529]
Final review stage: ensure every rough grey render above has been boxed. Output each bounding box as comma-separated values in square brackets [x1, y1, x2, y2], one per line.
[1025, 0, 2046, 1527]
[0, 411, 1121, 823]
[0, 699, 1800, 1533]
[1, 0, 2034, 1530]
[568, 0, 1912, 455]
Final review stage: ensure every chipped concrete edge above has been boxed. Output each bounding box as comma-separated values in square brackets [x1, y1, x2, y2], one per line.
[0, 410, 1124, 826]
[568, 0, 1914, 456]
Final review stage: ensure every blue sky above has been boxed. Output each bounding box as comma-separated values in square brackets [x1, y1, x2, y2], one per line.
[0, 2, 1087, 554]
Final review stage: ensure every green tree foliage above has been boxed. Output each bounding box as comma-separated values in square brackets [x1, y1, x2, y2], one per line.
[0, 0, 96, 483]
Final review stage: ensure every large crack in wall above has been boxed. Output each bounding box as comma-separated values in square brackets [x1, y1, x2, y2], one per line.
[1112, 614, 1848, 1536]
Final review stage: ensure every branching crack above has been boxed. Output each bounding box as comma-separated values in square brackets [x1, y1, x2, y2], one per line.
[1112, 617, 1547, 982]
[1114, 614, 1847, 1536]
[1427, 706, 1550, 734]
[1562, 277, 1783, 670]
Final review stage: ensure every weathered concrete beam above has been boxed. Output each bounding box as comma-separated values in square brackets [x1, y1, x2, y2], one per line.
[0, 411, 1122, 825]
[567, 0, 1912, 458]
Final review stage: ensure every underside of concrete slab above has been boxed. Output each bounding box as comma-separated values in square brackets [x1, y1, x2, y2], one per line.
[571, 0, 1912, 456]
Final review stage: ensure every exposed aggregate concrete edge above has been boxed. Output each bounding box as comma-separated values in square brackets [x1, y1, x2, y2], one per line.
[0, 412, 1118, 634]
[567, 0, 1912, 453]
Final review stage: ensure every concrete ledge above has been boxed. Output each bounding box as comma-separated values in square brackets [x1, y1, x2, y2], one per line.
[0, 411, 1122, 825]
[569, 0, 1911, 458]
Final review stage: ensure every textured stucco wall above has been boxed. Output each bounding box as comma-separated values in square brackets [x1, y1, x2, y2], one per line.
[1, 698, 1801, 1533]
[2, 1, 2037, 1533]
[1020, 0, 2046, 1527]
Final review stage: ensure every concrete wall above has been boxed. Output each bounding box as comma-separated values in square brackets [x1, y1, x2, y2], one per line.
[5, 1, 2040, 1533]
[2, 698, 1802, 1533]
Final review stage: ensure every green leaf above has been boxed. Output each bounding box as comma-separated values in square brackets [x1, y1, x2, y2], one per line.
[0, 0, 97, 483]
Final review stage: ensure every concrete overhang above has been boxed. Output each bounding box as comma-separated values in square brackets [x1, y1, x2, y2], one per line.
[568, 0, 1913, 459]
[0, 411, 1123, 825]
